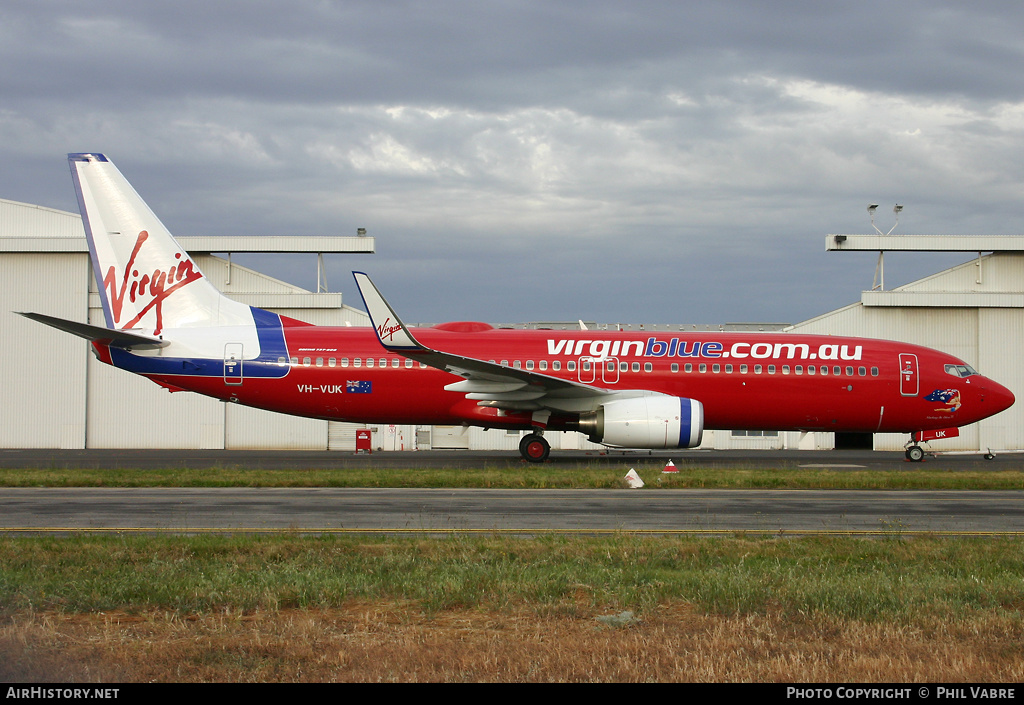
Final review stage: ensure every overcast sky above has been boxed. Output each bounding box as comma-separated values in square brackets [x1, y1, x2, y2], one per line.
[4, 1, 1024, 325]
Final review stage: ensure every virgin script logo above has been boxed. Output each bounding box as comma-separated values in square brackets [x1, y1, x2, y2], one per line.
[376, 317, 403, 342]
[102, 230, 204, 335]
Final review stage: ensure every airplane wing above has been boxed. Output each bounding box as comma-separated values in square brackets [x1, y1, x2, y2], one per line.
[18, 312, 169, 349]
[353, 272, 618, 412]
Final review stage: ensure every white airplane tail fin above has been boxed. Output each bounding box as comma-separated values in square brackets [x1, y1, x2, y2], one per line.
[68, 153, 251, 335]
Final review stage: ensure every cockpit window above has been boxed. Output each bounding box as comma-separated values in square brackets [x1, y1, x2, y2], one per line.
[945, 364, 979, 378]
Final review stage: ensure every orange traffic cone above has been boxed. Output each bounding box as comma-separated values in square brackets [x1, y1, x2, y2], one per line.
[662, 460, 678, 473]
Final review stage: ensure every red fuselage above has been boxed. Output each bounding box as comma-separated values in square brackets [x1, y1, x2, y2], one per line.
[136, 323, 1015, 436]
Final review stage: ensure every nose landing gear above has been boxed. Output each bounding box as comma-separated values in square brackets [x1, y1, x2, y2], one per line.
[905, 444, 925, 462]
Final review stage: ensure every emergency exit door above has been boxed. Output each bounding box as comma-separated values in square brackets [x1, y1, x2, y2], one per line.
[899, 353, 918, 396]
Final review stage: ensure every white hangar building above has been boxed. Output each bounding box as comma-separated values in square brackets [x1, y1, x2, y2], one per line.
[784, 234, 1024, 454]
[1, 196, 1021, 454]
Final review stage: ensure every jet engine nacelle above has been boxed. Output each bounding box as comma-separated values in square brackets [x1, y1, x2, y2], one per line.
[578, 396, 704, 449]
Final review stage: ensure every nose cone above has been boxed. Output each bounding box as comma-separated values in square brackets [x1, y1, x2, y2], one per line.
[982, 378, 1015, 417]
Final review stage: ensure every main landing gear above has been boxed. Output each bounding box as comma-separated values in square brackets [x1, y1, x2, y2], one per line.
[519, 433, 550, 463]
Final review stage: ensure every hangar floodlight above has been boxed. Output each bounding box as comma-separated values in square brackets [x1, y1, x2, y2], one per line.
[887, 204, 902, 236]
[870, 203, 903, 236]
[868, 204, 881, 235]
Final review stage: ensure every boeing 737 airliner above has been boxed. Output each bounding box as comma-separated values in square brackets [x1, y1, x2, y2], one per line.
[19, 154, 1015, 461]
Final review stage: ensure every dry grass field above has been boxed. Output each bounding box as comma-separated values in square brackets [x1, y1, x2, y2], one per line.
[2, 533, 1023, 682]
[3, 603, 1023, 682]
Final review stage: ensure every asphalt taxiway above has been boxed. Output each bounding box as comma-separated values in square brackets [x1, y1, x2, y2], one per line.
[2, 487, 1022, 535]
[2, 447, 1023, 471]
[1, 449, 1022, 535]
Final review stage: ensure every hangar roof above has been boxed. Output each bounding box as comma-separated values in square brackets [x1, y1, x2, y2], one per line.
[826, 234, 1024, 252]
[0, 198, 375, 254]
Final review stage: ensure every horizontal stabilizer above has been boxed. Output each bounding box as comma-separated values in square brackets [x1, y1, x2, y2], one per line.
[18, 312, 169, 349]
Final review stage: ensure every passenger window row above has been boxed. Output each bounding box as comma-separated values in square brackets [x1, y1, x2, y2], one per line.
[276, 356, 881, 377]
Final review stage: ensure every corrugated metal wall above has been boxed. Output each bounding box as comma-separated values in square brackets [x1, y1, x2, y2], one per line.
[225, 404, 328, 450]
[0, 253, 89, 448]
[978, 308, 1024, 451]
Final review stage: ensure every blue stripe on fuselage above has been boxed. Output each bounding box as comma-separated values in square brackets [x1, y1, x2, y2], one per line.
[108, 306, 290, 379]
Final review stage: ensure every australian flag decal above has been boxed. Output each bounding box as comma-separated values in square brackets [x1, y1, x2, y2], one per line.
[924, 388, 960, 412]
[347, 380, 372, 394]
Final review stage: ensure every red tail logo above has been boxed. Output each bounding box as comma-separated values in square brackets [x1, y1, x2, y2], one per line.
[377, 317, 403, 342]
[102, 231, 203, 334]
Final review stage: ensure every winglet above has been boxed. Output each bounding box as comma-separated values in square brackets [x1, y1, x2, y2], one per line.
[352, 272, 422, 351]
[351, 272, 607, 401]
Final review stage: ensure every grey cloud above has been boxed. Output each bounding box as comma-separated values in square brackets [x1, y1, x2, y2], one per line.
[2, 1, 1024, 324]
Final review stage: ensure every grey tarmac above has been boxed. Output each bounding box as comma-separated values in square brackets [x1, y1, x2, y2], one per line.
[2, 449, 1022, 535]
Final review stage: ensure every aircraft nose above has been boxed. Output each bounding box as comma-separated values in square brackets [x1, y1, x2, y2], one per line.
[982, 378, 1015, 415]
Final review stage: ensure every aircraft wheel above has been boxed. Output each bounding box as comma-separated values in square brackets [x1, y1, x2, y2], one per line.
[905, 445, 924, 462]
[520, 434, 550, 463]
